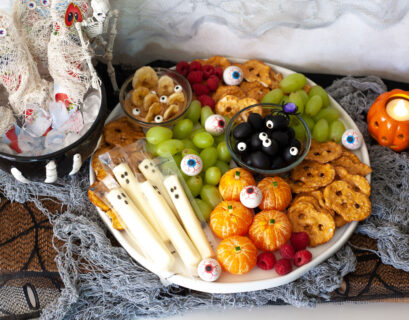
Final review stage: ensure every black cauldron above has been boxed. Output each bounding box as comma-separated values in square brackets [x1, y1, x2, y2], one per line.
[0, 86, 107, 183]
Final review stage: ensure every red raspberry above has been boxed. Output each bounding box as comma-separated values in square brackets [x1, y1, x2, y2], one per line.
[193, 83, 210, 96]
[214, 66, 223, 79]
[189, 61, 202, 72]
[257, 252, 276, 270]
[290, 232, 310, 251]
[294, 250, 312, 267]
[176, 61, 189, 77]
[207, 75, 219, 91]
[202, 64, 215, 79]
[275, 258, 292, 275]
[187, 71, 203, 84]
[279, 243, 295, 260]
[198, 95, 215, 109]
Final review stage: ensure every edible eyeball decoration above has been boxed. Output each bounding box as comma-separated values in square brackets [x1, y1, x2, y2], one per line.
[342, 129, 363, 150]
[223, 66, 244, 86]
[181, 154, 203, 176]
[240, 185, 262, 209]
[205, 114, 226, 136]
[283, 146, 299, 163]
[235, 141, 248, 155]
[174, 85, 182, 93]
[197, 258, 221, 282]
[154, 115, 163, 123]
[132, 108, 140, 116]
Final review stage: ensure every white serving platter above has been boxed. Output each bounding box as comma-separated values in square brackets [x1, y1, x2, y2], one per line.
[89, 60, 370, 294]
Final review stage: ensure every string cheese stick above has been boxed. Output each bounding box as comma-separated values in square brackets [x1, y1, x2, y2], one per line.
[106, 188, 174, 271]
[138, 159, 179, 218]
[112, 163, 169, 242]
[140, 180, 201, 272]
[164, 175, 215, 259]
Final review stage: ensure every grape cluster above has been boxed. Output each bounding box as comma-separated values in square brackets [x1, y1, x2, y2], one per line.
[261, 73, 345, 143]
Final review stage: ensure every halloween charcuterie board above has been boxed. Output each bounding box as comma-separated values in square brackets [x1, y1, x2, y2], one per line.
[89, 58, 371, 293]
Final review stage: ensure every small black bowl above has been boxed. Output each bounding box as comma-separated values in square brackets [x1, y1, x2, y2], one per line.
[0, 86, 107, 183]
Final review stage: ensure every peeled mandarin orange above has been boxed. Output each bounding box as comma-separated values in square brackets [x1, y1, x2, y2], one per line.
[217, 236, 257, 275]
[219, 168, 256, 201]
[257, 176, 292, 211]
[210, 200, 253, 239]
[249, 210, 292, 251]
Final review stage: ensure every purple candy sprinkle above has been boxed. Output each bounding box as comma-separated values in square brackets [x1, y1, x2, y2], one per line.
[283, 102, 297, 113]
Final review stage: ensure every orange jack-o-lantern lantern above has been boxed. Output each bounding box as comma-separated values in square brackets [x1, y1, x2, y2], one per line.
[367, 89, 409, 151]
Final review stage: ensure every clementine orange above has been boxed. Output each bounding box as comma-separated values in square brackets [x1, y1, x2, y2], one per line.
[257, 176, 292, 211]
[219, 168, 256, 201]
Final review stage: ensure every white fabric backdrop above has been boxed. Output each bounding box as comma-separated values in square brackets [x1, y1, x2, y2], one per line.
[3, 0, 409, 82]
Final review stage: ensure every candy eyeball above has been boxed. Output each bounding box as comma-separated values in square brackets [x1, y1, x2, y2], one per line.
[132, 108, 140, 116]
[205, 114, 226, 136]
[154, 115, 163, 123]
[27, 1, 37, 10]
[289, 146, 299, 156]
[223, 66, 244, 86]
[262, 138, 272, 148]
[174, 85, 182, 93]
[240, 185, 262, 209]
[181, 154, 203, 176]
[160, 96, 168, 103]
[282, 146, 299, 163]
[265, 119, 274, 130]
[235, 141, 248, 154]
[41, 0, 50, 6]
[150, 90, 157, 95]
[258, 132, 268, 141]
[342, 129, 363, 150]
[197, 258, 221, 282]
[0, 28, 7, 38]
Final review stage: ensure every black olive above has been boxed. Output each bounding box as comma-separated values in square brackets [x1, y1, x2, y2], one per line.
[285, 127, 295, 140]
[282, 146, 300, 164]
[242, 153, 253, 167]
[270, 130, 289, 147]
[288, 138, 301, 149]
[250, 132, 262, 151]
[233, 122, 253, 140]
[270, 156, 285, 169]
[264, 114, 289, 131]
[235, 141, 248, 155]
[250, 151, 271, 169]
[261, 138, 279, 157]
[248, 113, 264, 130]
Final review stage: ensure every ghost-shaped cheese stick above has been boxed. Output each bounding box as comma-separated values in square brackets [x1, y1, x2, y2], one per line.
[112, 163, 169, 242]
[140, 180, 201, 273]
[106, 188, 174, 271]
[138, 159, 179, 218]
[164, 175, 215, 259]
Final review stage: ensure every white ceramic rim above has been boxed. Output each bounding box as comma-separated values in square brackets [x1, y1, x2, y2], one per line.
[89, 59, 370, 294]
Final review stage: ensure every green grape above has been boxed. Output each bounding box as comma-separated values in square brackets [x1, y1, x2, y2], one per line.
[214, 160, 231, 175]
[300, 114, 315, 131]
[185, 100, 202, 123]
[182, 139, 199, 151]
[329, 120, 346, 143]
[173, 119, 193, 139]
[289, 91, 304, 114]
[296, 89, 309, 105]
[312, 118, 329, 142]
[223, 116, 231, 125]
[305, 95, 323, 117]
[309, 85, 330, 107]
[190, 127, 205, 140]
[173, 152, 183, 166]
[261, 88, 284, 104]
[146, 126, 173, 145]
[156, 139, 184, 156]
[200, 106, 214, 128]
[280, 95, 290, 105]
[200, 185, 223, 208]
[193, 132, 214, 149]
[182, 148, 199, 157]
[194, 198, 212, 222]
[145, 142, 159, 156]
[205, 167, 221, 185]
[186, 176, 203, 197]
[214, 132, 226, 145]
[313, 107, 340, 123]
[216, 141, 232, 163]
[200, 147, 218, 170]
[291, 122, 306, 141]
[279, 73, 307, 93]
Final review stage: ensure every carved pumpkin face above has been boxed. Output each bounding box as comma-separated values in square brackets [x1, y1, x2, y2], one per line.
[367, 89, 409, 152]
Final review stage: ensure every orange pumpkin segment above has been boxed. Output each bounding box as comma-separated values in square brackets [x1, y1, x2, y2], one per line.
[257, 176, 292, 211]
[249, 210, 292, 251]
[217, 236, 257, 275]
[210, 201, 253, 239]
[219, 168, 256, 201]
